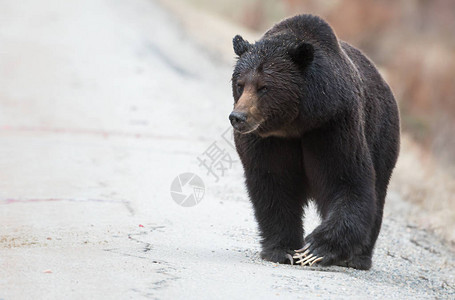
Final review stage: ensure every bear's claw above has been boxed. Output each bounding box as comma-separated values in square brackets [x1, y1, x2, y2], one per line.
[293, 244, 324, 266]
[285, 253, 294, 265]
[295, 243, 311, 252]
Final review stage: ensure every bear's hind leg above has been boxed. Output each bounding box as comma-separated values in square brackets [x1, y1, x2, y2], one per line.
[344, 182, 388, 270]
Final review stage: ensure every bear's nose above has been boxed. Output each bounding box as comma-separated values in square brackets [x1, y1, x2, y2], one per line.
[229, 111, 247, 127]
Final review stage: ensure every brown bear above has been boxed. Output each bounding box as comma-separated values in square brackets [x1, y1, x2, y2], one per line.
[229, 14, 400, 270]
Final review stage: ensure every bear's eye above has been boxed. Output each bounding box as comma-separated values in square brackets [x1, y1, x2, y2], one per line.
[236, 83, 244, 95]
[257, 86, 268, 94]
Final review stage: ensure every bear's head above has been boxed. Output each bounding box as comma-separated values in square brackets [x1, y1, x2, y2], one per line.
[230, 34, 314, 138]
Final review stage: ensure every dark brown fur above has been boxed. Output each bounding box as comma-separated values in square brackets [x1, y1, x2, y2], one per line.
[230, 15, 400, 270]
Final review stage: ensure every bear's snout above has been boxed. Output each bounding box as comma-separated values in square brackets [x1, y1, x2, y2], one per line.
[229, 111, 247, 131]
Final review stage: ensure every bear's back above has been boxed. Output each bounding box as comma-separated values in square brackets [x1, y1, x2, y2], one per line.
[263, 14, 340, 53]
[340, 41, 399, 139]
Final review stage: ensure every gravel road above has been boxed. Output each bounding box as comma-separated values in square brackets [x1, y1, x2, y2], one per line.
[0, 0, 454, 299]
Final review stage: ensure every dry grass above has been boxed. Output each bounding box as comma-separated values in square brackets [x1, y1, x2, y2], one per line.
[392, 136, 455, 245]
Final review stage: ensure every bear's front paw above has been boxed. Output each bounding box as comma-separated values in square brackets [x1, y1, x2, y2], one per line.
[293, 231, 345, 267]
[260, 248, 295, 265]
[293, 229, 369, 269]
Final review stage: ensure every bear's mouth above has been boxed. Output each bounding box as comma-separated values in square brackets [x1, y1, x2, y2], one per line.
[236, 123, 261, 135]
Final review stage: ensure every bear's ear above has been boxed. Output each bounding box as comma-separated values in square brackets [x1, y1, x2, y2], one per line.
[233, 35, 251, 56]
[289, 42, 314, 68]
